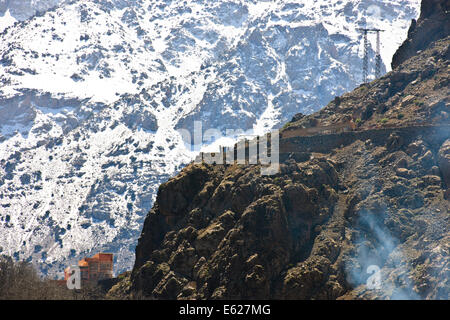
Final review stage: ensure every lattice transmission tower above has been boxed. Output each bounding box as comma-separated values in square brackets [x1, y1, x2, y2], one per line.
[358, 28, 384, 83]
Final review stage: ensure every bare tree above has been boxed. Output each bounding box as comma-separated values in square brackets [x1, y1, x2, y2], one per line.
[0, 255, 105, 300]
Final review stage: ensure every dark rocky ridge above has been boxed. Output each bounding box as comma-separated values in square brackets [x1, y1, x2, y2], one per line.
[392, 0, 449, 69]
[108, 0, 450, 299]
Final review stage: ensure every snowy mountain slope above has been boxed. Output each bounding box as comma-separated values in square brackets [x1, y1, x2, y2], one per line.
[0, 0, 68, 32]
[0, 0, 419, 277]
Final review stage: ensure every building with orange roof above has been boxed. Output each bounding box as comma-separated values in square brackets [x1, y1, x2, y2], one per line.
[64, 253, 113, 285]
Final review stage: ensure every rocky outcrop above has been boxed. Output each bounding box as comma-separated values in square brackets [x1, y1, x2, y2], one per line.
[112, 158, 344, 299]
[391, 0, 449, 69]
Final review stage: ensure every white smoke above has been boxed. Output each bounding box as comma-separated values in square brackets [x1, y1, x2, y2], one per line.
[346, 210, 421, 300]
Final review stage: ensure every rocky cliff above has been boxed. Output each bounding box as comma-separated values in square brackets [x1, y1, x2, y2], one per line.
[392, 0, 449, 69]
[108, 0, 449, 299]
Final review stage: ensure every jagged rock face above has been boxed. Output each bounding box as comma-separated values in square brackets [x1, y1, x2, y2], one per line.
[108, 9, 450, 299]
[120, 159, 341, 299]
[0, 0, 419, 277]
[391, 0, 450, 69]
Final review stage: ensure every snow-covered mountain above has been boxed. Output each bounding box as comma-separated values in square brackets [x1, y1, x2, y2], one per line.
[0, 0, 419, 277]
[0, 0, 67, 31]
